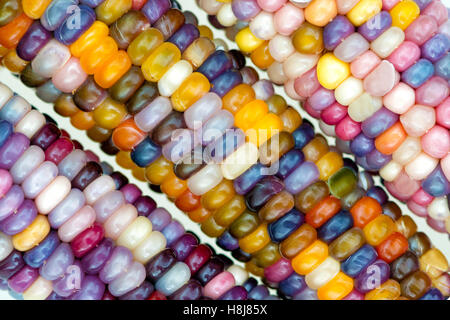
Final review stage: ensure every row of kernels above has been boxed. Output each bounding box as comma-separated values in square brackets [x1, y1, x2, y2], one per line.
[0, 82, 274, 300]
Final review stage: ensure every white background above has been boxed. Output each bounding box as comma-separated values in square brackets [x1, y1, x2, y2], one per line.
[0, 0, 448, 299]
